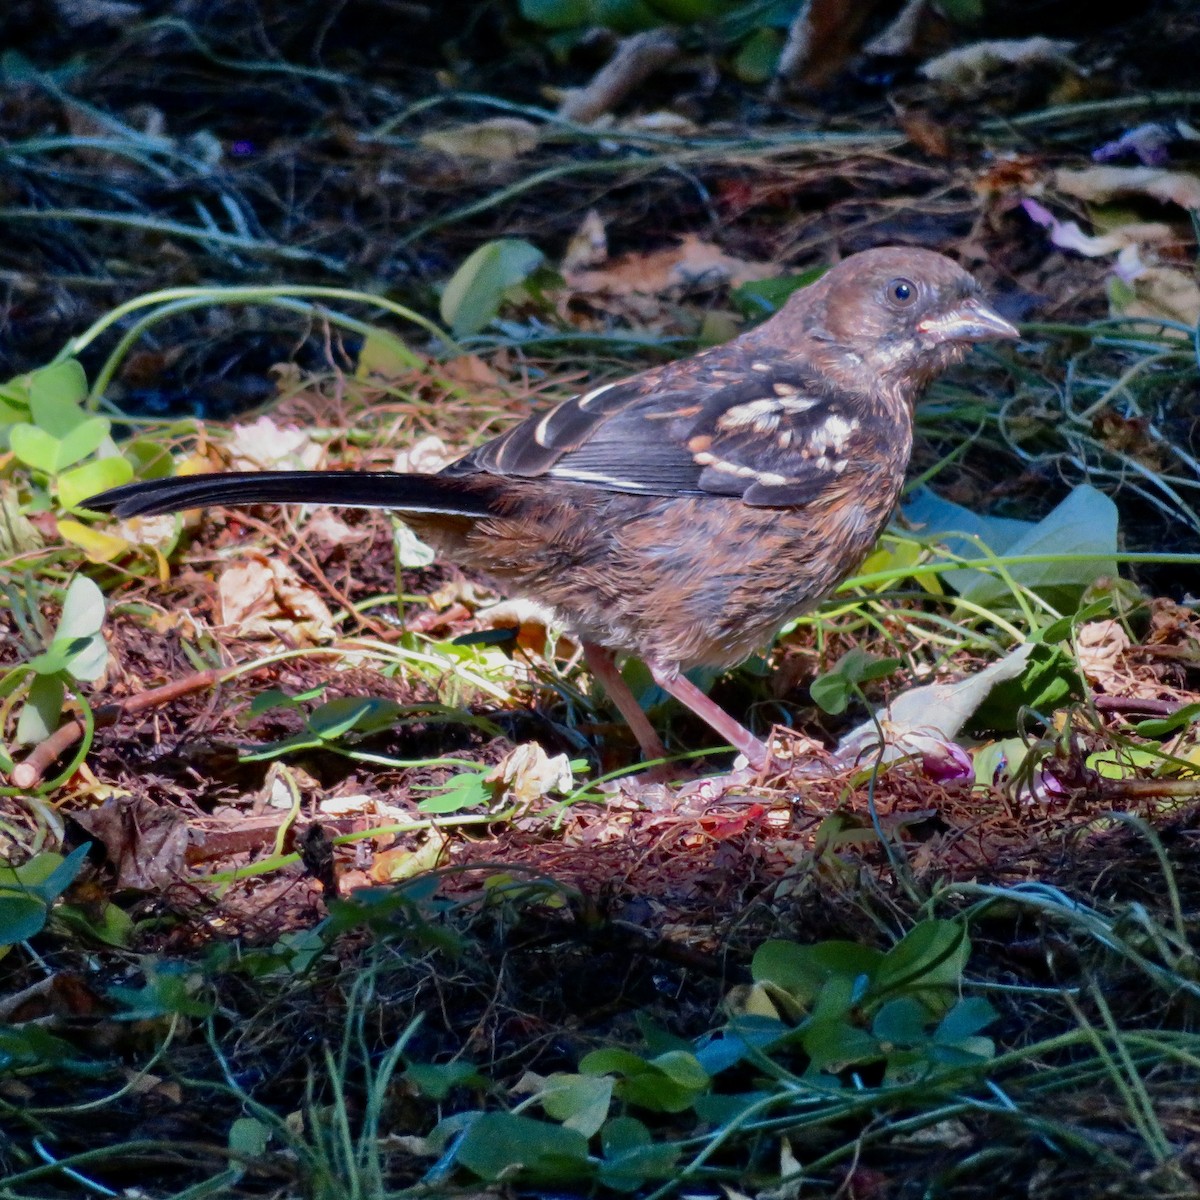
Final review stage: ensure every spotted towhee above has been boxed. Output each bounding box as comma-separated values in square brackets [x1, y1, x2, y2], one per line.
[88, 247, 1018, 769]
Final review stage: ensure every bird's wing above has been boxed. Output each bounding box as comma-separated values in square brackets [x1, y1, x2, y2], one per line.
[453, 350, 879, 507]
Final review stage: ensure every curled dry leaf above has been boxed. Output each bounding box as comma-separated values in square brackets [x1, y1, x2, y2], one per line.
[1021, 198, 1174, 260]
[562, 210, 608, 275]
[303, 508, 373, 548]
[218, 551, 337, 643]
[227, 415, 324, 471]
[1075, 619, 1131, 695]
[1054, 165, 1200, 212]
[486, 742, 575, 808]
[566, 234, 776, 298]
[391, 434, 454, 474]
[1111, 266, 1200, 330]
[418, 117, 540, 162]
[921, 37, 1075, 87]
[71, 796, 190, 891]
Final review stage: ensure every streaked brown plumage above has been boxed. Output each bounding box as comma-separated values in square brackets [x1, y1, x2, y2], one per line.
[87, 247, 1018, 770]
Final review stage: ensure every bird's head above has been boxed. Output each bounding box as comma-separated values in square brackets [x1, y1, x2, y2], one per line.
[774, 246, 1019, 397]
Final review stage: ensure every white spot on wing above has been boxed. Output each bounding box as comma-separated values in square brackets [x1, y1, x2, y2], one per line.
[549, 466, 654, 491]
[577, 382, 617, 411]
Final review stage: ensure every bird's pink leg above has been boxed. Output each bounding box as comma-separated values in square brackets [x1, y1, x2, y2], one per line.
[648, 665, 769, 770]
[582, 642, 669, 764]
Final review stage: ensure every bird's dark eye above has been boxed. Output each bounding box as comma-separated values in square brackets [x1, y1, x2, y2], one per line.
[887, 277, 917, 306]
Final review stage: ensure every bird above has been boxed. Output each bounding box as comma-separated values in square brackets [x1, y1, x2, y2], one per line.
[86, 247, 1019, 771]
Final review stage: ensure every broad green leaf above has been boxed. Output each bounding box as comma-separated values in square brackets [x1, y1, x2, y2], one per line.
[935, 997, 997, 1045]
[29, 360, 88, 435]
[57, 455, 134, 511]
[752, 939, 882, 1006]
[599, 1116, 680, 1191]
[455, 1112, 590, 1182]
[54, 416, 110, 470]
[969, 644, 1081, 733]
[440, 239, 545, 336]
[731, 267, 824, 318]
[731, 27, 783, 83]
[810, 650, 900, 715]
[405, 1060, 482, 1100]
[873, 920, 969, 1004]
[355, 328, 421, 379]
[648, 1050, 708, 1090]
[1135, 702, 1200, 738]
[418, 771, 492, 814]
[541, 1072, 613, 1136]
[581, 1047, 650, 1077]
[9, 424, 62, 474]
[903, 484, 1119, 607]
[872, 996, 931, 1045]
[15, 674, 65, 745]
[26, 843, 92, 905]
[307, 696, 404, 740]
[0, 894, 51, 945]
[520, 0, 591, 27]
[228, 1116, 270, 1159]
[56, 898, 134, 948]
[591, 0, 659, 32]
[26, 636, 91, 676]
[802, 1019, 880, 1071]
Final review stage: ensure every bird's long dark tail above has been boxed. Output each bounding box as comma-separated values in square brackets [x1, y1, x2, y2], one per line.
[85, 470, 497, 520]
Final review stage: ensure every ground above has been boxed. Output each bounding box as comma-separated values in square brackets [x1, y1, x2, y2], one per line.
[1, 2, 1200, 1197]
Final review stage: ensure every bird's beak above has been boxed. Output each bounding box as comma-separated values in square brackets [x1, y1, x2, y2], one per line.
[918, 298, 1020, 344]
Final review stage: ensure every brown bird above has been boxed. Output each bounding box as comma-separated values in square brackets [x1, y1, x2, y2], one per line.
[87, 247, 1018, 770]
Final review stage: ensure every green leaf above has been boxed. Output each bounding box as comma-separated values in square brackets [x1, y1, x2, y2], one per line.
[418, 771, 492, 814]
[248, 687, 325, 716]
[54, 416, 110, 470]
[599, 1116, 680, 1192]
[935, 997, 997, 1045]
[9, 424, 62, 474]
[26, 843, 92, 905]
[872, 996, 931, 1045]
[0, 893, 51, 945]
[580, 1048, 708, 1114]
[520, 0, 591, 29]
[307, 696, 404, 740]
[55, 898, 134, 948]
[873, 920, 969, 1004]
[730, 26, 783, 82]
[57, 575, 107, 639]
[810, 649, 900, 715]
[904, 484, 1119, 608]
[455, 1112, 590, 1182]
[752, 939, 882, 1006]
[1135, 702, 1200, 738]
[228, 1116, 270, 1159]
[591, 0, 659, 32]
[541, 1072, 613, 1136]
[580, 1047, 651, 1077]
[440, 239, 545, 336]
[15, 674, 65, 745]
[731, 268, 825, 319]
[29, 360, 89, 436]
[57, 455, 133, 510]
[970, 644, 1081, 733]
[122, 438, 177, 480]
[802, 1019, 881, 1071]
[404, 1060, 482, 1100]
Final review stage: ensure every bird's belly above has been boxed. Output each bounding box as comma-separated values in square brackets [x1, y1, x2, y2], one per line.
[449, 483, 899, 671]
